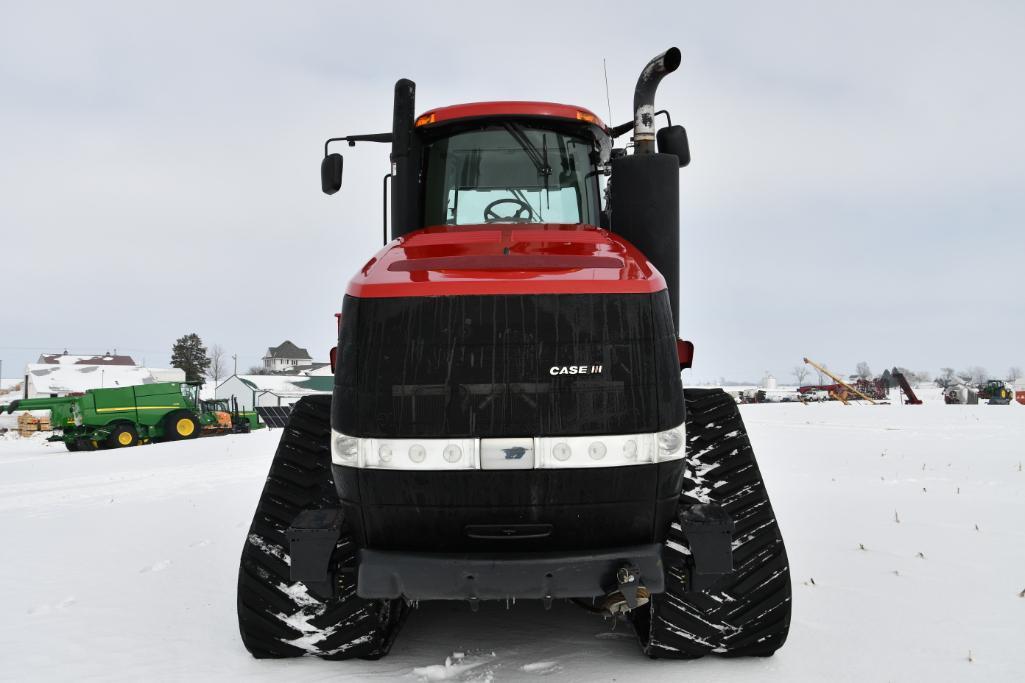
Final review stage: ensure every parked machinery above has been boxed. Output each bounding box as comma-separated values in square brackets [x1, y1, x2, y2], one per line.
[237, 48, 791, 662]
[2, 382, 262, 450]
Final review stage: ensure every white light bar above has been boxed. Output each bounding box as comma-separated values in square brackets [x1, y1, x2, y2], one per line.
[331, 424, 685, 471]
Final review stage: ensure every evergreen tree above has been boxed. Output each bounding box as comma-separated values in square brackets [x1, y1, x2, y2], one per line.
[171, 333, 211, 382]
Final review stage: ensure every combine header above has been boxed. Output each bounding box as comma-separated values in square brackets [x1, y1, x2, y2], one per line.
[237, 48, 791, 662]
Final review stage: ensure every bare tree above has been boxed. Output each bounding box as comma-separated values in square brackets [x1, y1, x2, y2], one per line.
[965, 366, 988, 384]
[1008, 367, 1023, 383]
[937, 367, 956, 388]
[792, 365, 809, 386]
[855, 362, 872, 380]
[247, 365, 272, 375]
[207, 344, 228, 385]
[815, 363, 828, 385]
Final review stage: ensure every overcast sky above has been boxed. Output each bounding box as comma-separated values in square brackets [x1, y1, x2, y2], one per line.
[1, 1, 1023, 384]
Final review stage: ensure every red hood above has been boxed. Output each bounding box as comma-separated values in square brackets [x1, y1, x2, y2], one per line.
[346, 224, 666, 298]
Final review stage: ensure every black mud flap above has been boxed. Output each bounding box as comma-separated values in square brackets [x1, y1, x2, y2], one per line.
[287, 508, 344, 597]
[679, 503, 735, 592]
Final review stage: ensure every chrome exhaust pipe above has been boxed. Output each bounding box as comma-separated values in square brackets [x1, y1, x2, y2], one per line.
[632, 47, 681, 154]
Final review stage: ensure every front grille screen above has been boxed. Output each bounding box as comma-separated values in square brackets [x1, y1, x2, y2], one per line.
[333, 292, 683, 438]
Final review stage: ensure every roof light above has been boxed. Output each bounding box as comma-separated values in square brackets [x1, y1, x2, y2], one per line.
[575, 110, 600, 125]
[415, 113, 436, 127]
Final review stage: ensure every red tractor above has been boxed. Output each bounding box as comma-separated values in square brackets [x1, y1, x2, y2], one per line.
[237, 48, 791, 662]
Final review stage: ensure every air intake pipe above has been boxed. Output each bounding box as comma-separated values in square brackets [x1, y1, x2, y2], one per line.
[390, 78, 421, 240]
[632, 47, 681, 155]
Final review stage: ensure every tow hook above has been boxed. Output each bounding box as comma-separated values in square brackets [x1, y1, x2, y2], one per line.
[599, 563, 651, 616]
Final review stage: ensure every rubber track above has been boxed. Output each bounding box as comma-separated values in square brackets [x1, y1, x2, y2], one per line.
[236, 396, 407, 659]
[633, 388, 792, 658]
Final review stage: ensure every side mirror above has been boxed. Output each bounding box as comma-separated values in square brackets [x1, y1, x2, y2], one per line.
[657, 125, 690, 167]
[321, 153, 344, 194]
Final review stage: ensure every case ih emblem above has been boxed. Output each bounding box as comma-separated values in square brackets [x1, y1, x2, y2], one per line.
[549, 365, 603, 376]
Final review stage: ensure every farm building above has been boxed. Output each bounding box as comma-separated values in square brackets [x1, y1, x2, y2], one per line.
[37, 351, 136, 366]
[21, 364, 185, 399]
[214, 374, 332, 411]
[261, 341, 314, 373]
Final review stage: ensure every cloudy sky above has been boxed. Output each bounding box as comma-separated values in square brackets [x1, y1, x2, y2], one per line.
[1, 1, 1022, 384]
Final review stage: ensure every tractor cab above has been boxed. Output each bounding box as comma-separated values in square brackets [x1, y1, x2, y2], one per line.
[414, 103, 610, 228]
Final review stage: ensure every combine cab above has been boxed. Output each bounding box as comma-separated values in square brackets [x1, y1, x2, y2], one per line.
[237, 48, 791, 661]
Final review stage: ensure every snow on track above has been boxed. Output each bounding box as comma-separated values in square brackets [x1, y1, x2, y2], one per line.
[1, 401, 1023, 681]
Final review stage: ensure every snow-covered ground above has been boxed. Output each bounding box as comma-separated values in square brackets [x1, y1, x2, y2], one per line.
[1, 400, 1022, 681]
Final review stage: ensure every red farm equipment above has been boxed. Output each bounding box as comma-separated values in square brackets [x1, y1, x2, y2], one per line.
[237, 48, 790, 662]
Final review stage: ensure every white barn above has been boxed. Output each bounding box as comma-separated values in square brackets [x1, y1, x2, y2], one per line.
[21, 364, 186, 399]
[214, 374, 332, 412]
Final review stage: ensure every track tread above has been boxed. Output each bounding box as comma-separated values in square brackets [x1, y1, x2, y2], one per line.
[236, 396, 408, 660]
[633, 388, 792, 659]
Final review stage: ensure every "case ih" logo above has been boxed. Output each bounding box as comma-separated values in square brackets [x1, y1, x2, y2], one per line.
[549, 365, 603, 376]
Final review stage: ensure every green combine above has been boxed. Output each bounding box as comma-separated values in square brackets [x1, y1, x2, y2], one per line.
[2, 381, 262, 451]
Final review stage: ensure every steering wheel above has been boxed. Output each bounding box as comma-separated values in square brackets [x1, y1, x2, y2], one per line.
[483, 198, 533, 223]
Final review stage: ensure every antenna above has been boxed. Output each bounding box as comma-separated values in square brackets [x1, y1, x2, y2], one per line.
[603, 58, 614, 125]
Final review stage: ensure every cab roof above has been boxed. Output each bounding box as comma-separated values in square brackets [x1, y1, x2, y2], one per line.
[346, 224, 666, 299]
[415, 101, 608, 132]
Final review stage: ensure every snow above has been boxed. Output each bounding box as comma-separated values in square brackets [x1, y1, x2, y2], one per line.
[1, 400, 1023, 681]
[20, 363, 185, 397]
[231, 374, 322, 396]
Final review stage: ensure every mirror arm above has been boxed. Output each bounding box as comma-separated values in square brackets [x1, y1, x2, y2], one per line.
[654, 109, 672, 127]
[324, 133, 394, 157]
[610, 121, 634, 138]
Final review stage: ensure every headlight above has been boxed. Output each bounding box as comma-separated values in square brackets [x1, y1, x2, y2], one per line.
[536, 432, 662, 469]
[330, 423, 685, 470]
[331, 432, 360, 466]
[657, 429, 684, 458]
[333, 431, 477, 470]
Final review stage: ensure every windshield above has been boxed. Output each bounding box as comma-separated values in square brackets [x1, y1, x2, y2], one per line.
[423, 124, 600, 226]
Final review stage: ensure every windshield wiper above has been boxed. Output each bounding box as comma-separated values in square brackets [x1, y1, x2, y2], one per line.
[509, 187, 540, 221]
[503, 123, 551, 179]
[503, 123, 552, 213]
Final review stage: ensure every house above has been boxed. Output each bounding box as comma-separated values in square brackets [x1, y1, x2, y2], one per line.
[262, 341, 313, 373]
[37, 350, 136, 366]
[215, 374, 332, 411]
[21, 363, 186, 399]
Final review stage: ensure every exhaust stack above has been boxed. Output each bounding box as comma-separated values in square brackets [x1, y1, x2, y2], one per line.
[610, 47, 683, 332]
[632, 48, 681, 155]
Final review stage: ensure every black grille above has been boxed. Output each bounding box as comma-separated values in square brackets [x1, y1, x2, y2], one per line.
[333, 292, 683, 438]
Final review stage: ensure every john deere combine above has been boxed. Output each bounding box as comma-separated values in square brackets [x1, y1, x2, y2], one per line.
[2, 381, 261, 450]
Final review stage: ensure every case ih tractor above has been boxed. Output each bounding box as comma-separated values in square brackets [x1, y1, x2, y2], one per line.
[237, 48, 791, 662]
